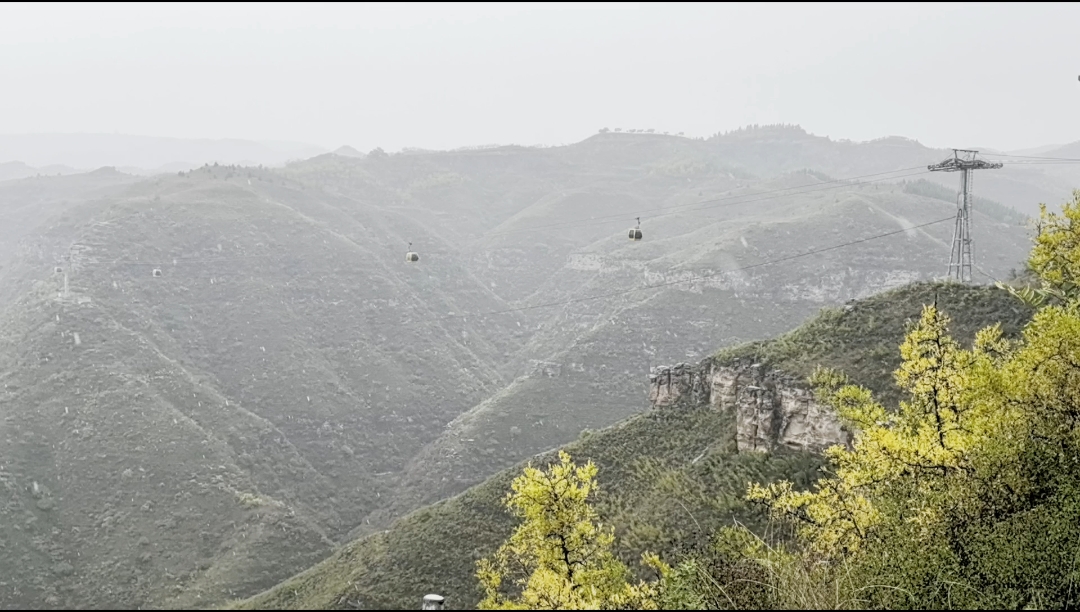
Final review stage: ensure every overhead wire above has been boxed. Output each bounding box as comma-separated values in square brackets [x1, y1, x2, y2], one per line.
[980, 153, 1080, 167]
[981, 152, 1080, 162]
[484, 166, 933, 237]
[973, 265, 1004, 284]
[999, 161, 1080, 166]
[424, 215, 958, 323]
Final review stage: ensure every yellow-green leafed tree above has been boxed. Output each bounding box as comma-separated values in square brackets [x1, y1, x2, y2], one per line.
[476, 451, 667, 610]
[998, 188, 1080, 306]
[748, 193, 1080, 608]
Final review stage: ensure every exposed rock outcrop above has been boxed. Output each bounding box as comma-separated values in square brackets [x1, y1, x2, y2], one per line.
[529, 360, 562, 378]
[649, 358, 850, 453]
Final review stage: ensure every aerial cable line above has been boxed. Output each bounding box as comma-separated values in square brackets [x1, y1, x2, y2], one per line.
[995, 160, 1080, 166]
[492, 169, 933, 236]
[485, 166, 932, 237]
[973, 264, 1004, 284]
[423, 215, 957, 323]
[81, 216, 957, 326]
[618, 170, 934, 228]
[980, 152, 1080, 162]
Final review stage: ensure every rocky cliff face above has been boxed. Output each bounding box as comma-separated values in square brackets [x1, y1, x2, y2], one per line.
[649, 358, 850, 453]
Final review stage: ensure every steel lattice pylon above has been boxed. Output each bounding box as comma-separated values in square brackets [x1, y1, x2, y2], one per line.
[927, 149, 1003, 282]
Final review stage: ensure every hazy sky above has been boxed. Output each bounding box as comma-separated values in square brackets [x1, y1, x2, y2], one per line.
[2, 2, 1078, 153]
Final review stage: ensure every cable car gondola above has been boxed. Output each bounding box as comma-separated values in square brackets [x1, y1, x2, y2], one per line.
[405, 242, 420, 263]
[628, 217, 642, 241]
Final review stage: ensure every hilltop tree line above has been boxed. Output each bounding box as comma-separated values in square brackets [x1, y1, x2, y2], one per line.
[595, 123, 811, 139]
[598, 128, 686, 136]
[476, 191, 1080, 609]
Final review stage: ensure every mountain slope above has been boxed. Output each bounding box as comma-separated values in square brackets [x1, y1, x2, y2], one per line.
[230, 281, 1033, 610]
[0, 167, 521, 608]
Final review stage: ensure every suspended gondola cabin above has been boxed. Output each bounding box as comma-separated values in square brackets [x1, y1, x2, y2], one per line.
[628, 217, 642, 241]
[405, 242, 420, 262]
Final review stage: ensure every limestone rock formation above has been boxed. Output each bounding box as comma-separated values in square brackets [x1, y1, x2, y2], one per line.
[649, 358, 850, 453]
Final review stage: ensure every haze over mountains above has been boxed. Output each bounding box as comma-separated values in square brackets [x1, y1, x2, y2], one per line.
[0, 134, 329, 179]
[0, 125, 1076, 609]
[3, 3, 1079, 609]
[5, 129, 1079, 215]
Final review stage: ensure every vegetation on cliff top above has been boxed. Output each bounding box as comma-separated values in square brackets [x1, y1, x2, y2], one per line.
[669, 190, 1080, 608]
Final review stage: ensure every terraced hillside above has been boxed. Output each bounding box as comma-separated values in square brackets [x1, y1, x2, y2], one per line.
[0, 128, 1060, 608]
[231, 282, 1034, 610]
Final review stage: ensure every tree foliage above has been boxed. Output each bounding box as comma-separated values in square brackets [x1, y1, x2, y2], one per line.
[997, 189, 1080, 307]
[476, 451, 667, 610]
[746, 193, 1080, 608]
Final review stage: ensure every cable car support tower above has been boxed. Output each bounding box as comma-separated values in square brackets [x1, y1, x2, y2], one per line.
[928, 149, 1002, 282]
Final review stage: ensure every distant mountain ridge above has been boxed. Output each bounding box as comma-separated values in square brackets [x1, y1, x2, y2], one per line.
[0, 133, 327, 172]
[1039, 140, 1080, 159]
[0, 160, 82, 181]
[331, 145, 366, 158]
[700, 125, 1080, 215]
[1008, 143, 1067, 156]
